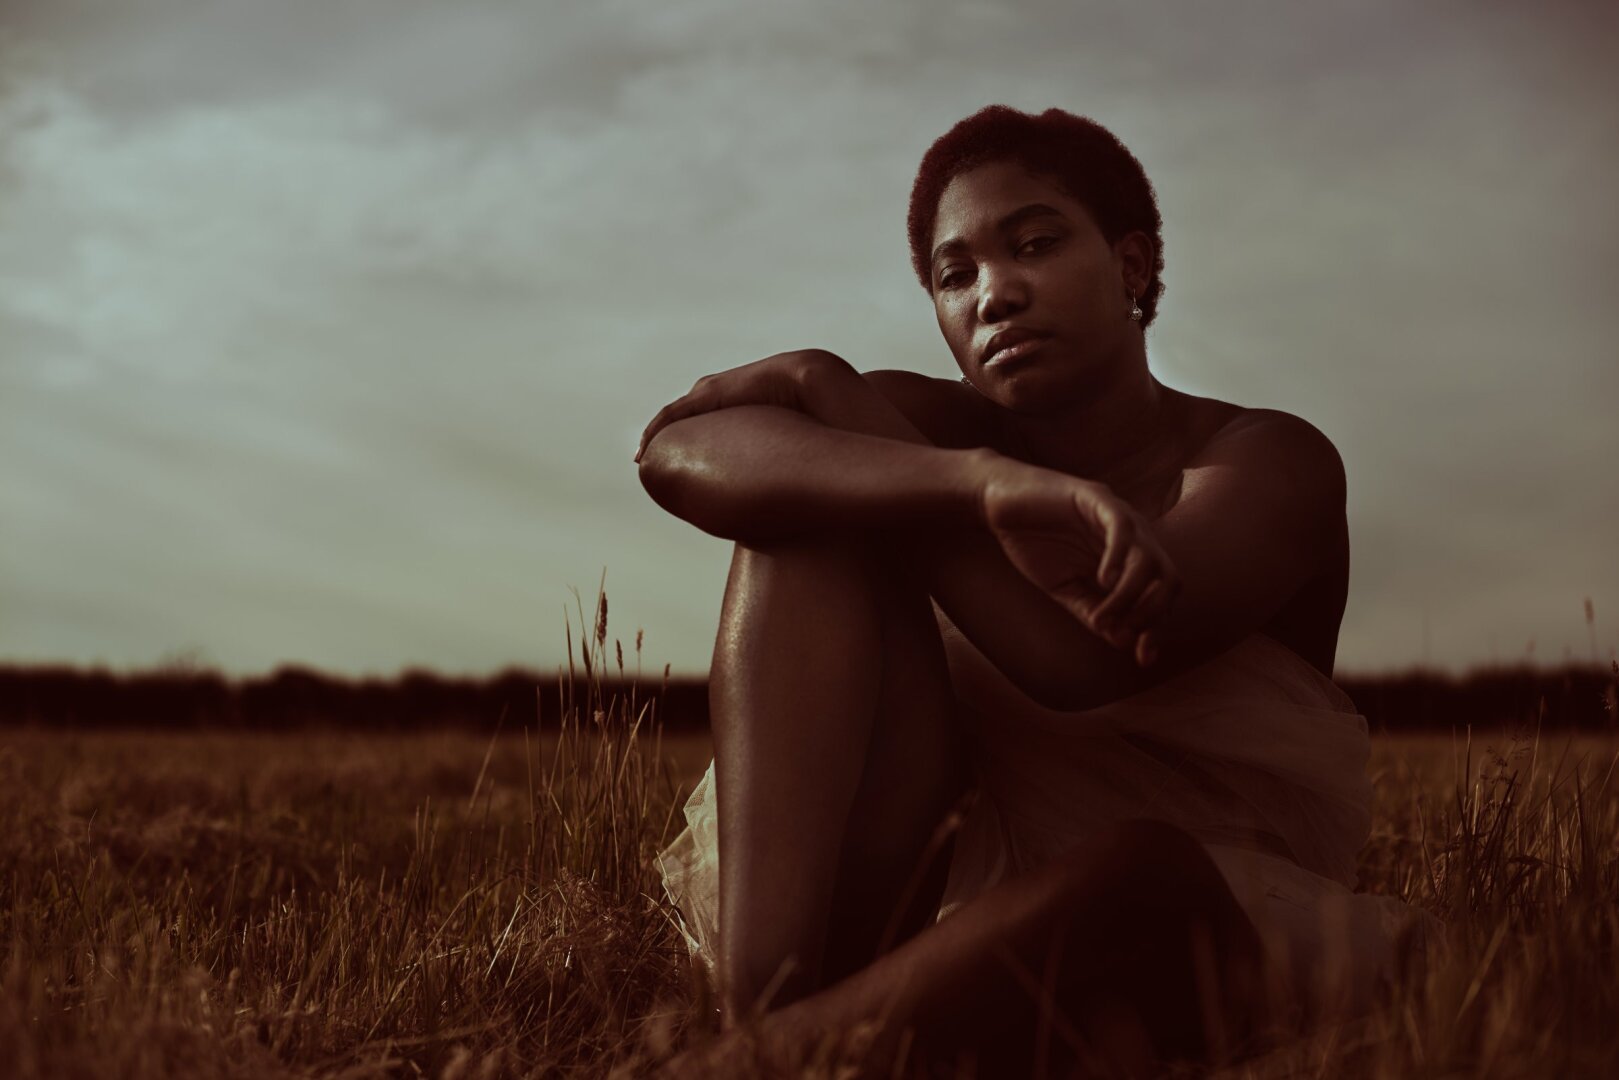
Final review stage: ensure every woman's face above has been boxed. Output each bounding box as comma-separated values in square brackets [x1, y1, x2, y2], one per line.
[927, 161, 1147, 411]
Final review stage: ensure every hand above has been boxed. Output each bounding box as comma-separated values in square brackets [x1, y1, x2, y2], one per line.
[979, 459, 1181, 667]
[634, 349, 844, 463]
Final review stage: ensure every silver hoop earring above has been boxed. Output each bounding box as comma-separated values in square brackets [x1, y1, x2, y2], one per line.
[1128, 292, 1143, 322]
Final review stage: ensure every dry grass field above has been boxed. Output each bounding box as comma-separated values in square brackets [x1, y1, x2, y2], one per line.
[3, 620, 1617, 1077]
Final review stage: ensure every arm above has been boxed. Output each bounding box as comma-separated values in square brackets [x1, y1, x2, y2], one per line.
[637, 353, 1145, 582]
[640, 352, 1343, 710]
[637, 404, 993, 543]
[809, 368, 1345, 709]
[635, 353, 991, 544]
[636, 354, 1171, 708]
[1114, 411, 1346, 673]
[916, 412, 1347, 711]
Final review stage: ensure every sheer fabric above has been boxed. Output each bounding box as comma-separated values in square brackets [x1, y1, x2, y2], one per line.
[655, 631, 1438, 1028]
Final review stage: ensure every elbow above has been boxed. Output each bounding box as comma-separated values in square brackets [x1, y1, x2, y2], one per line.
[636, 435, 674, 499]
[636, 429, 764, 542]
[637, 432, 699, 520]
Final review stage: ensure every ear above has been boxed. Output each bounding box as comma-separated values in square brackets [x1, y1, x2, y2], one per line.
[1114, 230, 1155, 298]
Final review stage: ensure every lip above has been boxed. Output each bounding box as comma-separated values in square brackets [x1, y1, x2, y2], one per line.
[982, 327, 1052, 368]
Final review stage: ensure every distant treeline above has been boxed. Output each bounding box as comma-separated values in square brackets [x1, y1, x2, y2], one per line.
[1, 662, 1615, 733]
[0, 664, 706, 733]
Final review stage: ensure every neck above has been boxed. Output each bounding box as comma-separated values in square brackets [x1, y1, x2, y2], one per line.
[994, 346, 1175, 484]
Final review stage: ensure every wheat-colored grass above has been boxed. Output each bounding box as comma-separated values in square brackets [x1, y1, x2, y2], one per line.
[2, 592, 1615, 1077]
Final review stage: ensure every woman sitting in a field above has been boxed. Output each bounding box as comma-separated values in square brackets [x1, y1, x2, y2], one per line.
[636, 105, 1430, 1076]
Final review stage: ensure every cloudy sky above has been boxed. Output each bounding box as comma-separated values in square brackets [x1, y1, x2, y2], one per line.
[2, 0, 1615, 678]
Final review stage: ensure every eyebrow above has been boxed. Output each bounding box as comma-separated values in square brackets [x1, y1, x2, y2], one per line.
[929, 203, 1067, 267]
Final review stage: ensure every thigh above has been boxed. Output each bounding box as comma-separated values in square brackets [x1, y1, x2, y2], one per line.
[891, 522, 1108, 715]
[821, 544, 975, 979]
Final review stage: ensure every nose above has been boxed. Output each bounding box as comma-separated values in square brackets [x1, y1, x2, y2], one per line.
[975, 259, 1030, 325]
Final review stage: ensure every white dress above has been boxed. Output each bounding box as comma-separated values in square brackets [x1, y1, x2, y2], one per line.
[655, 630, 1439, 1030]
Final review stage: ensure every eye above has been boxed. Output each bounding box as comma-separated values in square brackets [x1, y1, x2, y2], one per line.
[1018, 233, 1059, 256]
[936, 266, 971, 290]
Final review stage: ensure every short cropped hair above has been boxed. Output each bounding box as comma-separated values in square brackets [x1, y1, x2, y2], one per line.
[906, 105, 1166, 328]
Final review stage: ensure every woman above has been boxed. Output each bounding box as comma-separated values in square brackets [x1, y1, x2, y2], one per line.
[637, 106, 1432, 1076]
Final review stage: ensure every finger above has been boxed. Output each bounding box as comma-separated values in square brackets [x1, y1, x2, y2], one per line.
[634, 414, 662, 462]
[1089, 546, 1153, 634]
[1092, 503, 1131, 590]
[1050, 576, 1108, 630]
[639, 401, 688, 459]
[1118, 577, 1175, 634]
[1134, 630, 1159, 668]
[635, 395, 704, 461]
[635, 406, 674, 462]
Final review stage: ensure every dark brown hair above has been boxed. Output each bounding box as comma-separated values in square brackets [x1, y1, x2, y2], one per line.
[907, 105, 1166, 328]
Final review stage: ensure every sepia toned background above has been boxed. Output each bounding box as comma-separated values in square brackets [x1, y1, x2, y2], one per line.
[3, 0, 1616, 679]
[5, 7, 1619, 1079]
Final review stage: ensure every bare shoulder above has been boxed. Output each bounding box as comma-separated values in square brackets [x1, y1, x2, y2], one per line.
[859, 368, 997, 450]
[1181, 396, 1345, 499]
[1173, 396, 1349, 667]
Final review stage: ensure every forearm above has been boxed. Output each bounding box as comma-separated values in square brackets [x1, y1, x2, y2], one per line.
[787, 361, 1167, 705]
[792, 354, 934, 445]
[636, 404, 992, 544]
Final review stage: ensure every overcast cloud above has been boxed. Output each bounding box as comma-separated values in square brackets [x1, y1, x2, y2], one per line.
[2, 0, 1615, 676]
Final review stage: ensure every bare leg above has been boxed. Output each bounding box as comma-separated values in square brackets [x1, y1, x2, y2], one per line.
[753, 819, 1272, 1077]
[710, 533, 968, 1017]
